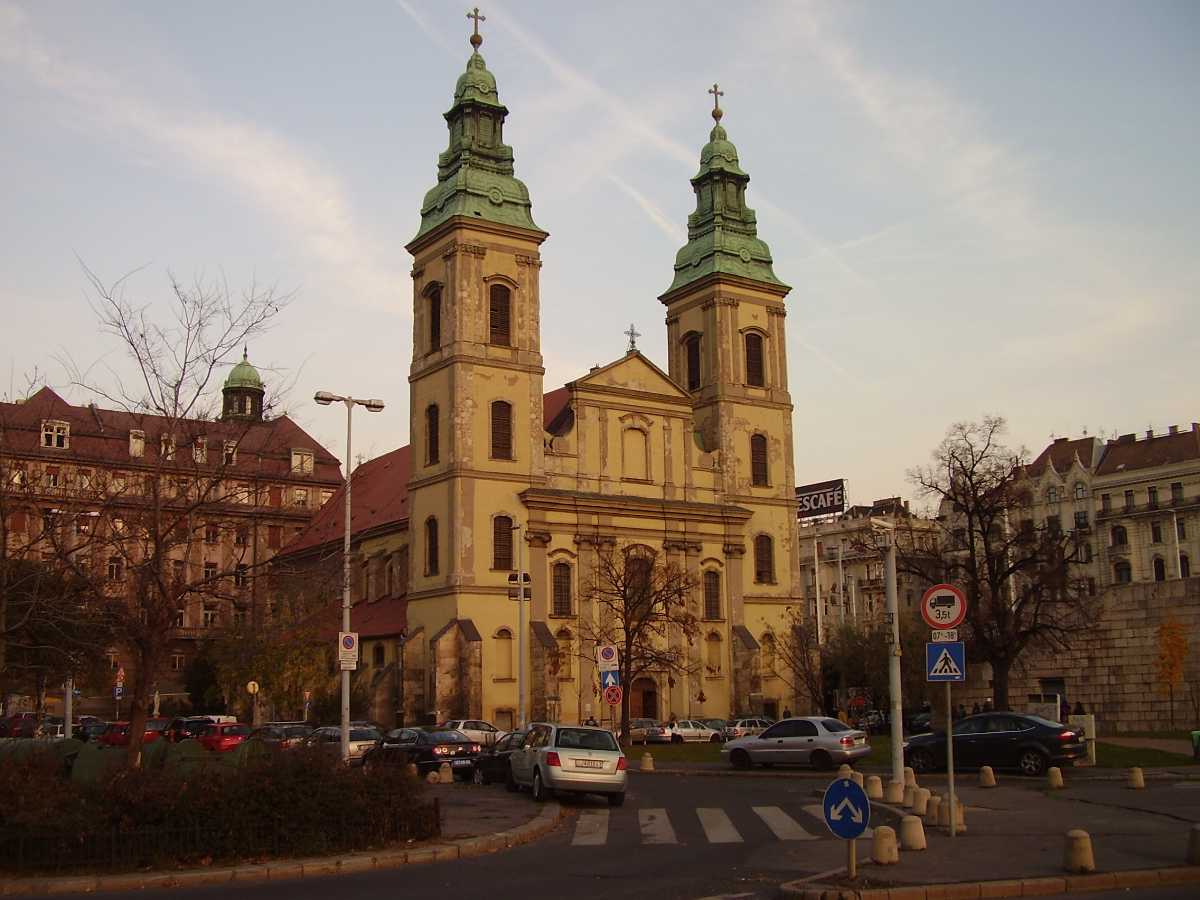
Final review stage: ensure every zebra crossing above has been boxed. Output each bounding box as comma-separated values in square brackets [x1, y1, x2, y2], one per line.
[568, 804, 876, 847]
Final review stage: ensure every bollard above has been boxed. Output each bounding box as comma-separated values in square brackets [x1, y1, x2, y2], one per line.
[866, 775, 884, 800]
[1063, 829, 1096, 874]
[1188, 823, 1200, 865]
[884, 780, 905, 804]
[641, 752, 655, 772]
[872, 826, 899, 865]
[405, 762, 418, 778]
[838, 763, 853, 779]
[902, 784, 915, 809]
[904, 766, 917, 787]
[980, 765, 997, 788]
[937, 796, 966, 832]
[913, 787, 931, 816]
[438, 761, 453, 784]
[1047, 766, 1065, 789]
[925, 794, 941, 823]
[899, 815, 927, 851]
[1127, 766, 1145, 790]
[425, 770, 440, 785]
[850, 770, 865, 788]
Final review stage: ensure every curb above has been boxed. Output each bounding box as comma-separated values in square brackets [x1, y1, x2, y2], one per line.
[0, 802, 568, 896]
[776, 865, 1200, 899]
[632, 766, 1200, 782]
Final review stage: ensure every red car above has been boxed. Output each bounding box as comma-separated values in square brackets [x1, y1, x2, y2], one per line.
[198, 722, 252, 752]
[98, 718, 172, 747]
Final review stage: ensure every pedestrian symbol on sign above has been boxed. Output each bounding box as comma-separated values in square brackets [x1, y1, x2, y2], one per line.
[926, 641, 966, 682]
[931, 649, 961, 677]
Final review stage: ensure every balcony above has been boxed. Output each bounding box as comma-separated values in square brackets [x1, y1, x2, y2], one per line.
[1096, 496, 1199, 520]
[1107, 542, 1131, 557]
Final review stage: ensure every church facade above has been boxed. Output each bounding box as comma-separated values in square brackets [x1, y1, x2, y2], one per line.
[279, 26, 807, 728]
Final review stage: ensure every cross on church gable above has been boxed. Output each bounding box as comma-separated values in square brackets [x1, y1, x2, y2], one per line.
[625, 323, 641, 352]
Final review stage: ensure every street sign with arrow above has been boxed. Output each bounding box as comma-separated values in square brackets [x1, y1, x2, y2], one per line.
[823, 777, 870, 840]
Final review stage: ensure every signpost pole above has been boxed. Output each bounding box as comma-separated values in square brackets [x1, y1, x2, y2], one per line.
[883, 530, 904, 791]
[64, 679, 73, 740]
[515, 523, 526, 729]
[847, 833, 857, 879]
[946, 681, 957, 838]
[813, 537, 823, 645]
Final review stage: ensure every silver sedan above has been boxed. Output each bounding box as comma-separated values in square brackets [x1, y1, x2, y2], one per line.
[721, 717, 870, 770]
[509, 722, 627, 806]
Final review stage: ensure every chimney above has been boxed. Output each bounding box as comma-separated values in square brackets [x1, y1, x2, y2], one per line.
[1169, 425, 1179, 435]
[1146, 429, 1154, 439]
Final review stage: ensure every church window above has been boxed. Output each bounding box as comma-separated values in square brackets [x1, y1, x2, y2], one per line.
[750, 434, 769, 487]
[425, 404, 440, 465]
[703, 570, 721, 620]
[754, 534, 775, 584]
[745, 333, 765, 387]
[685, 334, 701, 391]
[552, 562, 572, 616]
[428, 286, 441, 351]
[627, 553, 653, 617]
[489, 284, 511, 346]
[425, 517, 439, 576]
[622, 428, 648, 480]
[705, 632, 722, 674]
[493, 516, 514, 570]
[555, 628, 573, 680]
[491, 400, 513, 459]
[494, 628, 513, 679]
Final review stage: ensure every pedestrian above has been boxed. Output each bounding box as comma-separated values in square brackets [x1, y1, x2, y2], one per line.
[957, 703, 967, 720]
[971, 702, 980, 715]
[584, 714, 598, 726]
[782, 707, 792, 719]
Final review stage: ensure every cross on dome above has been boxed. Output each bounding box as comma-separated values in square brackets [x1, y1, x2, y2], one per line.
[708, 82, 724, 122]
[467, 7, 486, 49]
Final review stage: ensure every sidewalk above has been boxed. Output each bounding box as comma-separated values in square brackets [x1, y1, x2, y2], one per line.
[1104, 735, 1195, 757]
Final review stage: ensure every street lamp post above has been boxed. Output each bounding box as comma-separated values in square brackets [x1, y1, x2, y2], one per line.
[871, 517, 905, 793]
[315, 390, 385, 763]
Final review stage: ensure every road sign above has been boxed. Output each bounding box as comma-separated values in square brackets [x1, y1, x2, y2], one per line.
[926, 641, 966, 682]
[596, 644, 619, 673]
[604, 685, 622, 707]
[600, 669, 621, 690]
[113, 685, 123, 700]
[931, 629, 958, 642]
[115, 666, 126, 687]
[823, 777, 870, 840]
[246, 681, 260, 695]
[920, 583, 967, 630]
[303, 690, 312, 702]
[338, 632, 359, 671]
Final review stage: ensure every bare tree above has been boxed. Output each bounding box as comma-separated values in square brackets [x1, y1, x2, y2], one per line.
[905, 417, 1100, 710]
[767, 607, 823, 715]
[578, 544, 698, 746]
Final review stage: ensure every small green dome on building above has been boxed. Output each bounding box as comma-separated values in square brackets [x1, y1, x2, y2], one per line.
[225, 348, 264, 391]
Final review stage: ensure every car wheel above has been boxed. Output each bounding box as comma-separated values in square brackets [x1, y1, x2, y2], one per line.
[671, 734, 683, 744]
[731, 749, 752, 770]
[472, 766, 485, 786]
[1018, 749, 1048, 777]
[608, 792, 625, 807]
[532, 769, 548, 803]
[908, 748, 934, 774]
[709, 733, 721, 743]
[505, 768, 518, 792]
[810, 750, 833, 771]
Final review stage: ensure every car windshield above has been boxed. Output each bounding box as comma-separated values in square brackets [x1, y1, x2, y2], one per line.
[226, 725, 252, 736]
[283, 726, 312, 738]
[821, 719, 852, 733]
[350, 728, 381, 741]
[556, 729, 619, 751]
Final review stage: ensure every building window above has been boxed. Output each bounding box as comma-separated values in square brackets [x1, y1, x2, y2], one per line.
[1046, 486, 1058, 504]
[750, 434, 769, 487]
[172, 559, 185, 582]
[235, 526, 248, 546]
[373, 644, 385, 667]
[320, 489, 333, 505]
[493, 516, 514, 570]
[622, 428, 648, 480]
[754, 534, 775, 584]
[1074, 510, 1089, 530]
[234, 564, 249, 587]
[267, 525, 282, 549]
[223, 441, 238, 466]
[1171, 482, 1184, 503]
[1148, 486, 1159, 508]
[1072, 483, 1086, 500]
[171, 653, 185, 672]
[552, 562, 572, 616]
[232, 605, 246, 626]
[490, 400, 513, 459]
[428, 286, 442, 351]
[1178, 518, 1187, 540]
[494, 628, 513, 679]
[1079, 543, 1093, 563]
[1151, 521, 1163, 544]
[1101, 493, 1111, 513]
[292, 488, 308, 507]
[1181, 555, 1191, 579]
[425, 517, 439, 576]
[160, 435, 175, 460]
[43, 467, 60, 488]
[202, 606, 219, 628]
[1087, 577, 1097, 596]
[703, 570, 721, 620]
[1114, 561, 1132, 584]
[203, 561, 218, 582]
[425, 404, 440, 466]
[685, 334, 701, 391]
[193, 439, 208, 464]
[205, 523, 220, 544]
[1110, 525, 1127, 547]
[129, 430, 145, 458]
[1045, 514, 1061, 537]
[1124, 490, 1135, 510]
[555, 629, 573, 680]
[107, 557, 124, 581]
[705, 632, 722, 674]
[174, 608, 186, 627]
[745, 332, 765, 387]
[291, 449, 314, 474]
[489, 284, 511, 346]
[41, 420, 69, 449]
[1153, 557, 1166, 582]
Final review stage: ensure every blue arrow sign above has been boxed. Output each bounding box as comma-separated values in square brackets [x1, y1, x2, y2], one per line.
[823, 778, 870, 840]
[600, 670, 621, 689]
[926, 641, 966, 682]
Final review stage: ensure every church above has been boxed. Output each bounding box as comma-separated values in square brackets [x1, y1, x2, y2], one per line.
[277, 16, 805, 729]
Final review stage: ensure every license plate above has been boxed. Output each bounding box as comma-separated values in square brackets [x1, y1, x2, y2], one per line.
[575, 759, 603, 769]
[452, 759, 472, 767]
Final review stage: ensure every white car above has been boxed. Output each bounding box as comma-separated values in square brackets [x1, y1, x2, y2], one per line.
[441, 719, 505, 747]
[509, 722, 627, 806]
[724, 718, 772, 741]
[662, 719, 723, 743]
[721, 717, 870, 770]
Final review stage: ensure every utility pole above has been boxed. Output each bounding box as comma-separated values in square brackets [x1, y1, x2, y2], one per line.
[514, 522, 527, 727]
[813, 536, 824, 645]
[874, 518, 905, 792]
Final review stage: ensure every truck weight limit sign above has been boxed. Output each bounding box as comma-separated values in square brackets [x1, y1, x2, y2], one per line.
[920, 583, 967, 630]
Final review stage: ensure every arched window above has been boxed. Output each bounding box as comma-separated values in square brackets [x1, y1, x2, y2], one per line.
[491, 400, 513, 459]
[623, 428, 648, 480]
[425, 404, 439, 466]
[372, 644, 385, 667]
[555, 628, 573, 680]
[1113, 560, 1132, 584]
[1153, 557, 1167, 582]
[754, 534, 775, 584]
[489, 284, 511, 346]
[750, 434, 769, 486]
[1047, 486, 1059, 504]
[745, 332, 765, 387]
[760, 632, 776, 673]
[1181, 554, 1191, 579]
[427, 286, 442, 352]
[425, 517, 439, 576]
[1111, 525, 1128, 547]
[494, 628, 513, 679]
[684, 334, 701, 391]
[627, 552, 653, 615]
[1074, 482, 1087, 500]
[552, 562, 572, 616]
[703, 570, 721, 620]
[493, 515, 513, 570]
[705, 632, 723, 673]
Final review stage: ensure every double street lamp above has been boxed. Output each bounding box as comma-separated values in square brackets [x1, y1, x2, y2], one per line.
[315, 390, 385, 763]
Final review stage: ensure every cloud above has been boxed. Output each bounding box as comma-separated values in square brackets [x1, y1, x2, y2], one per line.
[0, 3, 402, 313]
[604, 174, 684, 245]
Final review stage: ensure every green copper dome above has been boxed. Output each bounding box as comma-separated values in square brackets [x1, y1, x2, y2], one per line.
[454, 52, 502, 108]
[224, 349, 264, 391]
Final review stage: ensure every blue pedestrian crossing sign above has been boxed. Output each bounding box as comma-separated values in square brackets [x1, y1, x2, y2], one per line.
[823, 778, 870, 839]
[926, 641, 966, 682]
[600, 669, 621, 690]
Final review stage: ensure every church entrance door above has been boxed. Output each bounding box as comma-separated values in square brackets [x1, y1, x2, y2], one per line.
[631, 677, 658, 721]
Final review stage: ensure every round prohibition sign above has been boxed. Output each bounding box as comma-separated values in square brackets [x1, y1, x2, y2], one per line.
[598, 645, 617, 664]
[920, 583, 967, 630]
[604, 685, 623, 707]
[341, 634, 356, 651]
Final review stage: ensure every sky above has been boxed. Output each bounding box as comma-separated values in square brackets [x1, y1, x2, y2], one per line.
[2, 1, 1197, 511]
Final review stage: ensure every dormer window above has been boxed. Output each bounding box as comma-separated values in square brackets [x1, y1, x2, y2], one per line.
[291, 449, 314, 474]
[160, 435, 175, 460]
[193, 438, 208, 464]
[41, 420, 69, 449]
[129, 430, 145, 458]
[223, 441, 237, 466]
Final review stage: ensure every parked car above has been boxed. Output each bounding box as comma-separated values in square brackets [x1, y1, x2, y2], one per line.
[249, 723, 313, 750]
[165, 717, 213, 743]
[702, 718, 728, 736]
[78, 721, 110, 742]
[366, 727, 482, 778]
[440, 719, 505, 747]
[621, 718, 662, 744]
[474, 729, 529, 785]
[98, 718, 172, 747]
[661, 719, 723, 743]
[724, 718, 772, 741]
[903, 713, 1085, 777]
[0, 712, 38, 737]
[509, 723, 627, 806]
[305, 726, 383, 765]
[197, 722, 252, 752]
[721, 717, 870, 770]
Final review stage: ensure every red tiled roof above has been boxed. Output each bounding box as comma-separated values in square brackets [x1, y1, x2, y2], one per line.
[543, 387, 571, 435]
[1026, 437, 1099, 477]
[309, 596, 408, 641]
[1096, 426, 1200, 476]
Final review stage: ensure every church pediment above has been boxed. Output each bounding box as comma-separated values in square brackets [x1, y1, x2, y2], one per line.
[571, 351, 691, 403]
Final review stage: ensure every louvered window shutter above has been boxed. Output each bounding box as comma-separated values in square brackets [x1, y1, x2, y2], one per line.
[491, 401, 512, 459]
[494, 516, 513, 569]
[490, 285, 511, 346]
[686, 336, 701, 390]
[429, 288, 441, 351]
[704, 570, 721, 619]
[426, 405, 439, 465]
[746, 333, 765, 386]
[751, 434, 769, 486]
[755, 535, 774, 583]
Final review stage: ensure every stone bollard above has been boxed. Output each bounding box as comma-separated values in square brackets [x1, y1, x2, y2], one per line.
[885, 780, 905, 804]
[1047, 766, 1065, 789]
[405, 762, 419, 778]
[1063, 829, 1096, 873]
[1127, 766, 1145, 790]
[980, 765, 997, 788]
[936, 796, 966, 832]
[926, 794, 942, 823]
[872, 826, 899, 865]
[425, 770, 440, 785]
[899, 815, 927, 851]
[1188, 823, 1200, 865]
[838, 763, 853, 779]
[866, 775, 884, 800]
[438, 761, 453, 784]
[904, 766, 917, 787]
[902, 784, 915, 808]
[850, 770, 865, 788]
[913, 787, 931, 816]
[641, 752, 655, 772]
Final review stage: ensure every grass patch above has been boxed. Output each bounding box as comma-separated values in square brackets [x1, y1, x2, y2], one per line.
[626, 741, 723, 763]
[1094, 742, 1198, 768]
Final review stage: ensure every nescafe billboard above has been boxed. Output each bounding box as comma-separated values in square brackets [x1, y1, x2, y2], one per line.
[795, 479, 846, 519]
